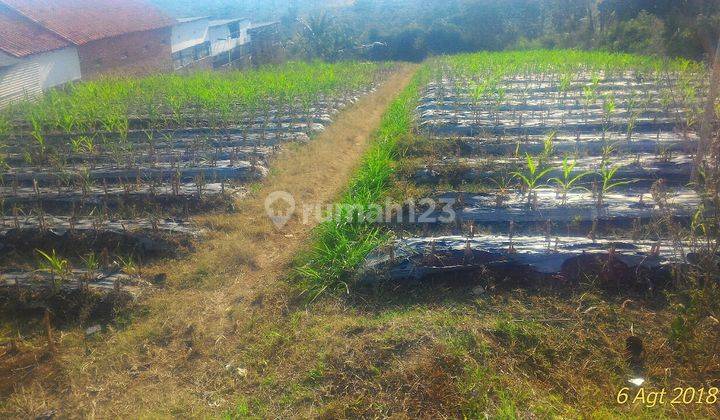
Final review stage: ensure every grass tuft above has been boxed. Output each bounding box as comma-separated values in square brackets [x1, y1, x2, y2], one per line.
[295, 68, 428, 300]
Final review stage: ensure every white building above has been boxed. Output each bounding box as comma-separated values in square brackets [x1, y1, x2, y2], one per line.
[0, 4, 81, 108]
[171, 17, 252, 70]
[208, 18, 251, 59]
[171, 17, 211, 70]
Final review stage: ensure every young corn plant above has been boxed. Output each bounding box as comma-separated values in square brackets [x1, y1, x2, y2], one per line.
[29, 115, 48, 163]
[36, 249, 71, 292]
[0, 114, 10, 140]
[513, 154, 553, 208]
[549, 157, 591, 205]
[115, 255, 138, 275]
[79, 252, 100, 288]
[597, 162, 635, 209]
[491, 174, 514, 208]
[539, 131, 556, 164]
[602, 93, 616, 127]
[0, 130, 7, 171]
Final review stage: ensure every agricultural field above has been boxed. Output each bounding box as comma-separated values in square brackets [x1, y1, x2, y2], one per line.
[0, 61, 389, 306]
[0, 50, 718, 418]
[293, 51, 720, 417]
[372, 50, 713, 288]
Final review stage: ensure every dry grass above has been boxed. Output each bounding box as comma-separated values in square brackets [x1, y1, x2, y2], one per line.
[0, 65, 419, 418]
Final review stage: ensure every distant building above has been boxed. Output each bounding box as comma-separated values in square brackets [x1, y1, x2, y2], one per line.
[172, 17, 212, 70]
[0, 1, 284, 107]
[172, 17, 252, 71]
[0, 0, 176, 79]
[171, 18, 282, 71]
[208, 18, 251, 65]
[0, 3, 81, 107]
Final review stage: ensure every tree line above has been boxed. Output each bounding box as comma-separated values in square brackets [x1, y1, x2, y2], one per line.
[153, 0, 720, 62]
[285, 0, 720, 62]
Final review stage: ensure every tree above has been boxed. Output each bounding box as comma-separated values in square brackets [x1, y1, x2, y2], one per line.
[298, 12, 358, 61]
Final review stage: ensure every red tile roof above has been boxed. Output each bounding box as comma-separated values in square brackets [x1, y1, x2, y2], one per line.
[0, 0, 176, 45]
[0, 5, 70, 57]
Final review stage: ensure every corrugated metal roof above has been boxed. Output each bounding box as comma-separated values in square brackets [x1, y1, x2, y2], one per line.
[248, 21, 280, 31]
[177, 17, 209, 24]
[208, 18, 249, 28]
[0, 0, 176, 45]
[0, 5, 70, 57]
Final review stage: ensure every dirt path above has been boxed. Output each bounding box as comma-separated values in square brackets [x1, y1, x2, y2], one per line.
[2, 65, 418, 418]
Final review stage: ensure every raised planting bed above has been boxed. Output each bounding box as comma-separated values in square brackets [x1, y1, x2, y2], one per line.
[0, 182, 244, 216]
[2, 133, 303, 161]
[419, 107, 685, 127]
[360, 235, 694, 293]
[0, 270, 139, 295]
[422, 119, 681, 137]
[4, 86, 377, 135]
[0, 216, 200, 258]
[1, 161, 268, 186]
[1, 144, 276, 168]
[0, 269, 145, 321]
[403, 132, 697, 159]
[434, 187, 702, 224]
[409, 153, 697, 187]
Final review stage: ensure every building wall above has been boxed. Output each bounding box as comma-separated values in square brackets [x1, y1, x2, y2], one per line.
[78, 27, 172, 79]
[0, 60, 41, 108]
[208, 21, 250, 57]
[172, 19, 209, 53]
[33, 47, 81, 89]
[0, 46, 81, 108]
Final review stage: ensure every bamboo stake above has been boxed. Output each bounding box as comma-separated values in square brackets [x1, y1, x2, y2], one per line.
[693, 35, 720, 182]
[43, 309, 55, 354]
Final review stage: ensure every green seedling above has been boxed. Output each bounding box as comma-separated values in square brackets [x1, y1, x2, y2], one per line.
[70, 136, 95, 155]
[491, 174, 514, 207]
[36, 249, 71, 291]
[540, 131, 556, 163]
[602, 93, 616, 125]
[600, 142, 618, 166]
[29, 115, 48, 162]
[549, 157, 591, 205]
[81, 253, 100, 272]
[0, 115, 10, 140]
[597, 163, 635, 208]
[0, 138, 7, 170]
[559, 72, 573, 94]
[513, 154, 553, 207]
[58, 112, 77, 134]
[115, 255, 138, 275]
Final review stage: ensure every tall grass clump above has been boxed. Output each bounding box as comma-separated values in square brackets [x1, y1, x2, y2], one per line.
[296, 68, 428, 300]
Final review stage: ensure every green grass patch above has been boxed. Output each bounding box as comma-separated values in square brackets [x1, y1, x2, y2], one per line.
[295, 68, 427, 300]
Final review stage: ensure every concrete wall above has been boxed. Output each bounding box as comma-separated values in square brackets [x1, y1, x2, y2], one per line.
[172, 18, 209, 53]
[78, 27, 172, 79]
[0, 46, 81, 108]
[208, 21, 250, 57]
[33, 47, 82, 89]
